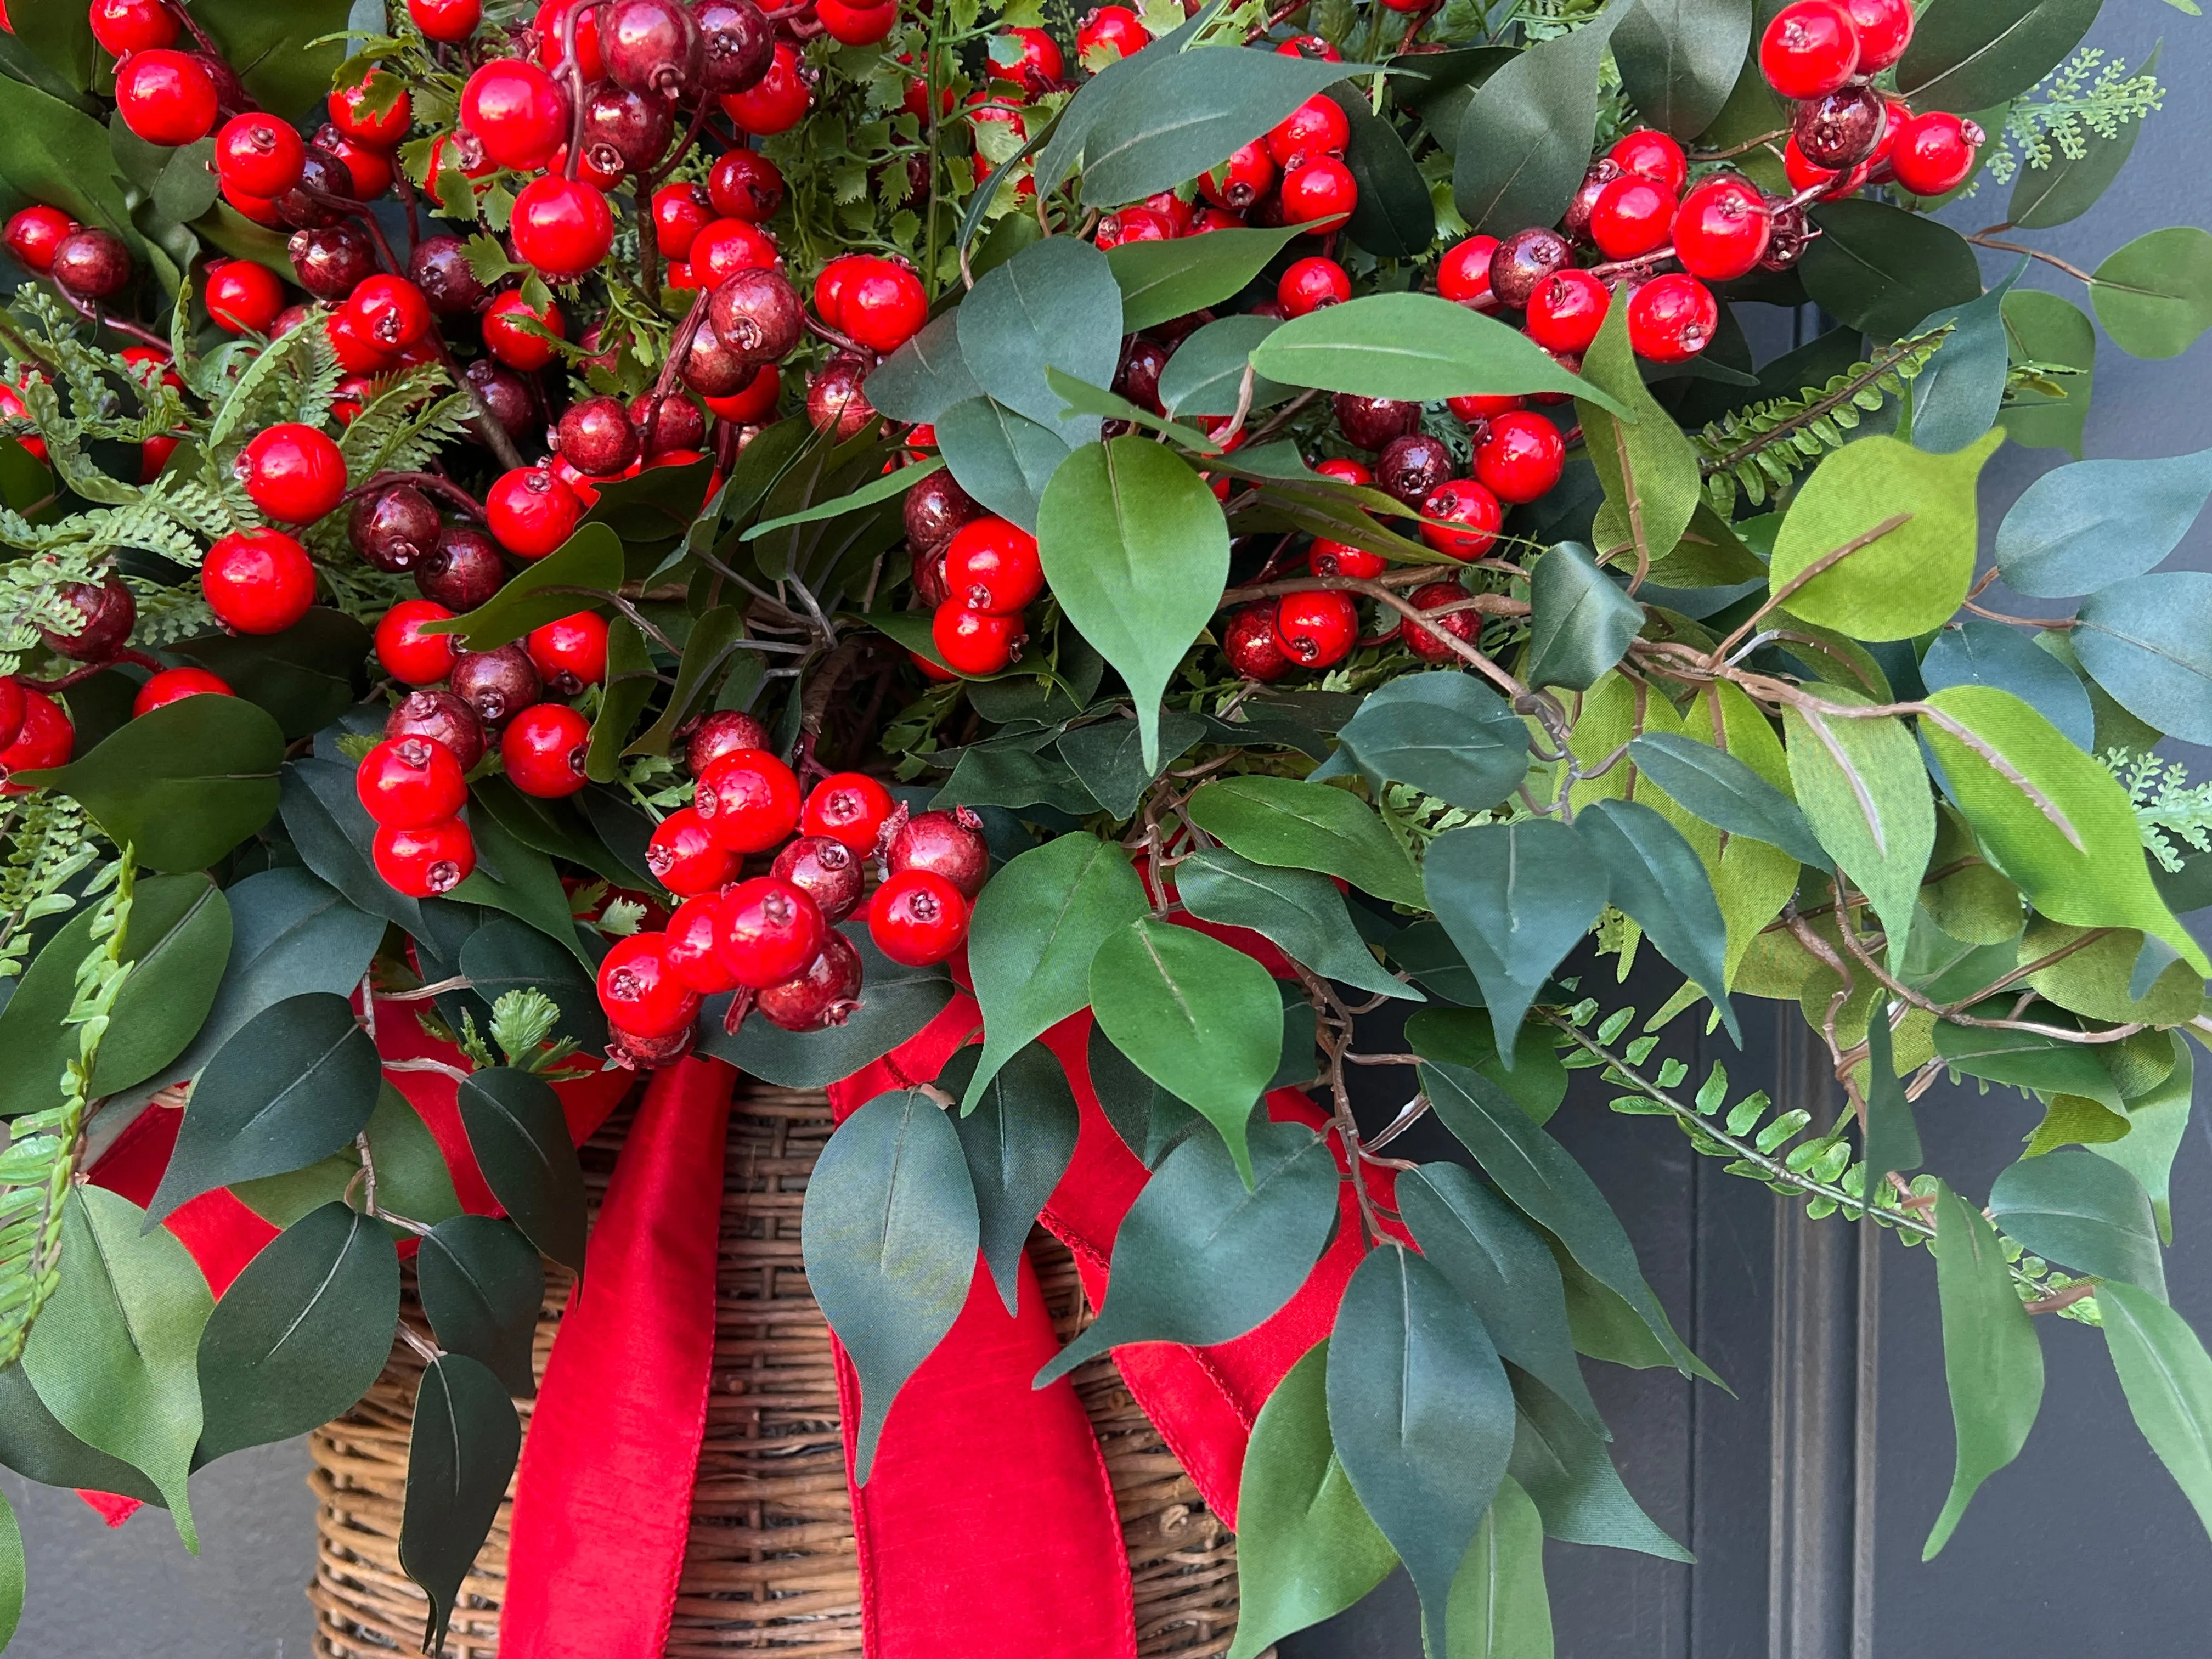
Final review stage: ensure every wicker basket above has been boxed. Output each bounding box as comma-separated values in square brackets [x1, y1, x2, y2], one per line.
[307, 1083, 1245, 1658]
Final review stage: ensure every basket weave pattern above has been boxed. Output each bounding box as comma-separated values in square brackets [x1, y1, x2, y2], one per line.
[307, 1082, 1243, 1657]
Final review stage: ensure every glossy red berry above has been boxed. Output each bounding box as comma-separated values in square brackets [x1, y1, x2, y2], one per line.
[800, 771, 895, 854]
[886, 806, 990, 897]
[409, 0, 483, 42]
[1267, 95, 1350, 172]
[664, 894, 742, 993]
[4, 207, 76, 275]
[205, 259, 285, 335]
[1273, 589, 1359, 669]
[1276, 33, 1341, 60]
[842, 261, 928, 353]
[1402, 582, 1476, 663]
[331, 75, 413, 149]
[715, 875, 828, 987]
[1196, 140, 1274, 212]
[690, 218, 777, 289]
[132, 667, 234, 718]
[1525, 268, 1610, 354]
[994, 26, 1065, 93]
[1760, 0, 1860, 99]
[1279, 156, 1357, 225]
[1474, 411, 1565, 504]
[755, 933, 864, 1032]
[526, 611, 610, 693]
[596, 931, 699, 1036]
[1606, 129, 1688, 195]
[869, 868, 969, 966]
[942, 517, 1043, 615]
[1588, 176, 1676, 261]
[375, 818, 476, 898]
[214, 114, 306, 200]
[652, 182, 712, 258]
[90, 0, 179, 55]
[1627, 273, 1718, 363]
[1419, 479, 1503, 561]
[462, 58, 569, 171]
[720, 43, 811, 134]
[487, 466, 585, 560]
[772, 835, 864, 922]
[1888, 112, 1983, 198]
[647, 805, 738, 896]
[345, 276, 433, 356]
[512, 176, 615, 281]
[204, 528, 316, 634]
[501, 702, 591, 797]
[1222, 602, 1291, 682]
[1279, 256, 1351, 317]
[375, 599, 460, 685]
[356, 736, 468, 830]
[1437, 235, 1499, 307]
[1075, 5, 1149, 64]
[483, 291, 566, 371]
[1307, 537, 1385, 580]
[0, 690, 71, 793]
[1672, 173, 1770, 281]
[933, 603, 1022, 675]
[1838, 0, 1913, 71]
[235, 424, 346, 524]
[1446, 392, 1523, 429]
[817, 0, 895, 45]
[116, 50, 218, 148]
[695, 747, 802, 851]
[704, 362, 780, 424]
[704, 154, 785, 229]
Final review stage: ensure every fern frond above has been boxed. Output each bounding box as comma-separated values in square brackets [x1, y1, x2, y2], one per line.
[2106, 747, 2212, 870]
[1984, 48, 2163, 187]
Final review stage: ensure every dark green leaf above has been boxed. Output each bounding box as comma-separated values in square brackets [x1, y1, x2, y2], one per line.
[230, 1081, 464, 1237]
[2089, 226, 2212, 360]
[1403, 1007, 1566, 1124]
[0, 76, 134, 236]
[1250, 292, 1623, 410]
[1906, 276, 2017, 455]
[459, 916, 608, 1054]
[700, 926, 957, 1087]
[1860, 1001, 1922, 1184]
[1572, 799, 1739, 1040]
[456, 1067, 589, 1271]
[1988, 1148, 2166, 1299]
[1424, 821, 1609, 1053]
[417, 1215, 548, 1400]
[1318, 672, 1528, 811]
[1934, 1020, 2126, 1108]
[939, 1043, 1079, 1316]
[1175, 846, 1415, 1001]
[1155, 313, 1291, 417]
[1057, 710, 1205, 817]
[1107, 223, 1314, 334]
[2100, 1279, 2212, 1544]
[470, 775, 643, 893]
[1523, 542, 1644, 691]
[450, 808, 592, 965]
[0, 1485, 18, 1649]
[627, 603, 751, 758]
[0, 1365, 161, 1504]
[956, 238, 1119, 443]
[1036, 1119, 1338, 1385]
[1186, 775, 1425, 907]
[1626, 733, 1824, 865]
[1086, 1019, 1204, 1166]
[193, 0, 353, 119]
[743, 458, 941, 541]
[173, 609, 372, 740]
[1998, 447, 2212, 598]
[433, 523, 624, 650]
[1611, 0, 1752, 138]
[13, 0, 95, 89]
[1800, 201, 1984, 342]
[2074, 571, 2212, 743]
[1506, 1363, 1689, 1558]
[933, 395, 1071, 531]
[399, 1354, 521, 1652]
[865, 312, 984, 425]
[1030, 1, 1220, 196]
[1920, 618, 2094, 751]
[1327, 84, 1434, 258]
[1451, 0, 1635, 234]
[196, 1203, 399, 1460]
[802, 1088, 978, 1480]
[1896, 0, 2102, 112]
[279, 757, 429, 936]
[151, 137, 220, 222]
[1327, 1245, 1515, 1651]
[585, 617, 655, 783]
[581, 456, 713, 545]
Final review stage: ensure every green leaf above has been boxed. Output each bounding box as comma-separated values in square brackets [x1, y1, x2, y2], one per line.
[1523, 541, 1644, 691]
[152, 136, 221, 223]
[1610, 0, 1752, 137]
[2008, 43, 2158, 228]
[1451, 0, 1635, 235]
[0, 1365, 161, 1504]
[1993, 445, 2212, 598]
[1576, 292, 1702, 574]
[278, 758, 431, 936]
[1896, 0, 2102, 112]
[585, 618, 654, 785]
[1921, 685, 2209, 972]
[0, 76, 134, 237]
[800, 1087, 979, 1481]
[174, 610, 374, 741]
[1424, 821, 1609, 1052]
[701, 926, 957, 1087]
[1030, 1, 1220, 196]
[432, 523, 624, 650]
[1037, 436, 1229, 770]
[1156, 313, 1291, 416]
[232, 1081, 464, 1236]
[939, 1043, 1079, 1317]
[1327, 83, 1434, 258]
[1319, 672, 1529, 812]
[1573, 799, 1739, 1040]
[1625, 734, 1822, 866]
[1859, 1002, 1922, 1184]
[195, 1202, 399, 1461]
[399, 1354, 521, 1652]
[0, 1486, 19, 1650]
[1800, 201, 1984, 342]
[456, 1067, 589, 1271]
[1922, 619, 2094, 749]
[1227, 1342, 1398, 1659]
[1923, 1181, 2045, 1556]
[866, 312, 984, 425]
[194, 0, 353, 119]
[2092, 1034, 2192, 1243]
[21, 1187, 211, 1549]
[1398, 1163, 1602, 1436]
[1249, 292, 1625, 410]
[1403, 1008, 1567, 1124]
[1187, 775, 1425, 907]
[1447, 1475, 1553, 1659]
[1175, 846, 1414, 1001]
[1934, 1020, 2126, 1109]
[13, 0, 95, 89]
[957, 238, 1121, 443]
[1764, 431, 1999, 640]
[148, 992, 383, 1224]
[2074, 571, 2212, 742]
[1988, 1148, 2166, 1299]
[1057, 710, 1205, 818]
[1036, 1119, 1338, 1385]
[1782, 693, 1934, 968]
[1906, 277, 2017, 456]
[1090, 918, 1285, 1181]
[2100, 1279, 2212, 1544]
[1999, 290, 2097, 458]
[417, 1215, 546, 1399]
[932, 395, 1070, 532]
[25, 695, 284, 872]
[1506, 1364, 1689, 1559]
[450, 808, 593, 964]
[1327, 1245, 1516, 1652]
[1107, 222, 1314, 333]
[1086, 1019, 1204, 1166]
[2090, 227, 2212, 360]
[743, 459, 941, 541]
[962, 835, 1147, 1105]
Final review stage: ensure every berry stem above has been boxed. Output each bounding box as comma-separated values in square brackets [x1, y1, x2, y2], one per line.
[340, 470, 488, 522]
[60, 295, 170, 353]
[1964, 232, 2097, 286]
[427, 330, 527, 470]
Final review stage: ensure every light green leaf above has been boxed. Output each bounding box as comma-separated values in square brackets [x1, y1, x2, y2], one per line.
[1783, 692, 1934, 969]
[1447, 1475, 1552, 1659]
[1186, 776, 1425, 908]
[2090, 227, 2212, 360]
[1576, 291, 1701, 574]
[0, 1485, 19, 1648]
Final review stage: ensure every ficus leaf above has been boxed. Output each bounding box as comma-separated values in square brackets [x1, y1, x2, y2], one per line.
[1186, 775, 1425, 908]
[1988, 1149, 2167, 1300]
[2101, 1279, 2212, 1544]
[1424, 820, 1609, 1054]
[399, 1355, 522, 1652]
[939, 1043, 1080, 1317]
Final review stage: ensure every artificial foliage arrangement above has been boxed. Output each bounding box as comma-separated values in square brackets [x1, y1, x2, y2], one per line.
[0, 0, 2210, 1652]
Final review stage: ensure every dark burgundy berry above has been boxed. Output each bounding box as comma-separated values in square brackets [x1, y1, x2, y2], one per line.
[1488, 227, 1571, 311]
[1114, 337, 1171, 414]
[911, 541, 951, 607]
[350, 484, 442, 573]
[1760, 203, 1812, 272]
[463, 360, 535, 441]
[755, 930, 863, 1032]
[1793, 84, 1886, 170]
[39, 577, 136, 661]
[628, 392, 705, 456]
[1333, 393, 1423, 452]
[289, 224, 375, 300]
[603, 0, 700, 96]
[583, 81, 673, 174]
[449, 644, 541, 727]
[770, 834, 864, 922]
[806, 357, 874, 441]
[416, 525, 509, 611]
[409, 234, 488, 315]
[678, 312, 754, 396]
[709, 267, 804, 365]
[1561, 159, 1622, 244]
[885, 806, 989, 899]
[1376, 432, 1453, 509]
[607, 1022, 695, 1067]
[904, 468, 980, 554]
[386, 687, 486, 771]
[693, 0, 774, 93]
[684, 708, 770, 775]
[276, 147, 354, 229]
[192, 50, 248, 116]
[558, 394, 642, 477]
[1222, 602, 1291, 681]
[50, 229, 132, 301]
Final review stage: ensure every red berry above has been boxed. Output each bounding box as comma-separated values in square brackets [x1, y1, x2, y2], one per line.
[374, 817, 476, 896]
[483, 291, 566, 371]
[410, 0, 482, 40]
[487, 466, 584, 560]
[90, 0, 179, 55]
[1627, 273, 1718, 363]
[1276, 33, 1340, 60]
[1838, 0, 1913, 71]
[1095, 207, 1174, 250]
[1308, 535, 1385, 581]
[331, 75, 413, 149]
[720, 42, 811, 134]
[996, 26, 1065, 92]
[235, 424, 346, 525]
[691, 217, 778, 287]
[204, 528, 317, 634]
[205, 259, 285, 335]
[942, 517, 1043, 616]
[356, 735, 468, 830]
[1222, 603, 1291, 682]
[1075, 5, 1149, 64]
[695, 747, 802, 851]
[772, 835, 864, 922]
[375, 599, 460, 684]
[1474, 411, 1565, 504]
[1437, 235, 1499, 307]
[869, 868, 969, 967]
[596, 931, 699, 1036]
[817, 0, 895, 45]
[0, 690, 71, 794]
[387, 690, 484, 770]
[1888, 112, 1983, 198]
[512, 176, 615, 281]
[708, 150, 786, 222]
[1273, 589, 1358, 669]
[715, 875, 828, 987]
[325, 308, 397, 374]
[1672, 173, 1770, 281]
[1607, 129, 1688, 196]
[755, 933, 864, 1032]
[1267, 95, 1350, 170]
[1402, 581, 1475, 663]
[5, 207, 75, 276]
[1760, 0, 1860, 99]
[115, 50, 218, 148]
[214, 114, 306, 200]
[1419, 479, 1503, 561]
[132, 666, 233, 717]
[811, 252, 872, 331]
[1525, 268, 1610, 354]
[1279, 156, 1357, 225]
[1784, 134, 1871, 199]
[703, 362, 780, 424]
[652, 182, 712, 258]
[1279, 256, 1351, 317]
[647, 805, 739, 896]
[1199, 140, 1275, 212]
[501, 702, 591, 797]
[1587, 176, 1675, 261]
[886, 806, 990, 896]
[933, 602, 1022, 675]
[462, 58, 569, 171]
[1446, 393, 1523, 428]
[800, 771, 895, 854]
[842, 261, 928, 353]
[526, 611, 610, 693]
[345, 274, 433, 353]
[665, 894, 742, 993]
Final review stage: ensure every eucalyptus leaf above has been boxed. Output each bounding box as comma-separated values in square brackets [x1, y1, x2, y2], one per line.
[1993, 445, 2212, 597]
[2090, 227, 2212, 360]
[455, 1066, 589, 1271]
[939, 1043, 1079, 1317]
[2074, 571, 2212, 743]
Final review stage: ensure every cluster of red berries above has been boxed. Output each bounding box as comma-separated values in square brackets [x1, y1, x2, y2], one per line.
[594, 715, 987, 1063]
[897, 477, 1046, 678]
[1762, 0, 1979, 199]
